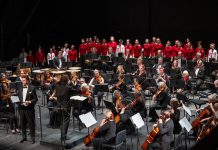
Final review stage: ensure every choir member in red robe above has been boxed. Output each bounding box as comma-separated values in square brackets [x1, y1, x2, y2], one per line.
[163, 40, 173, 60]
[133, 39, 142, 58]
[52, 45, 58, 56]
[124, 39, 133, 57]
[107, 36, 117, 53]
[152, 38, 163, 57]
[143, 38, 151, 58]
[79, 38, 87, 57]
[184, 42, 194, 60]
[195, 41, 205, 58]
[26, 50, 34, 66]
[35, 48, 45, 68]
[68, 45, 77, 66]
[184, 38, 191, 49]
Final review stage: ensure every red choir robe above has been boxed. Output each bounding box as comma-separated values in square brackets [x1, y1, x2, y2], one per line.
[152, 43, 163, 56]
[100, 43, 108, 56]
[124, 44, 133, 56]
[143, 43, 151, 57]
[35, 52, 45, 63]
[195, 47, 205, 58]
[107, 41, 117, 53]
[163, 46, 173, 59]
[26, 54, 34, 65]
[79, 43, 87, 56]
[68, 49, 77, 61]
[133, 44, 142, 58]
[184, 47, 194, 60]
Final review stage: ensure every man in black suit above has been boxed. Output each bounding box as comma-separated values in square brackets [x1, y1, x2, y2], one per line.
[148, 110, 174, 150]
[92, 109, 116, 150]
[53, 51, 66, 69]
[18, 75, 37, 144]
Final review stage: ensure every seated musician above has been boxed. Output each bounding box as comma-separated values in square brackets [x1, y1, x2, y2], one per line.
[113, 65, 125, 83]
[112, 90, 123, 113]
[194, 60, 205, 91]
[148, 110, 174, 150]
[149, 82, 171, 122]
[68, 71, 81, 95]
[43, 71, 53, 89]
[134, 64, 147, 80]
[170, 59, 182, 80]
[0, 73, 19, 134]
[212, 79, 218, 94]
[170, 98, 182, 134]
[116, 100, 135, 135]
[154, 67, 169, 85]
[131, 92, 147, 118]
[154, 50, 164, 63]
[153, 57, 166, 74]
[92, 109, 116, 150]
[176, 70, 191, 104]
[133, 78, 142, 93]
[110, 74, 127, 96]
[73, 83, 93, 120]
[174, 51, 187, 70]
[89, 69, 104, 109]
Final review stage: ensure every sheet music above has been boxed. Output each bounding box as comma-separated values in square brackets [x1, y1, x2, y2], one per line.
[182, 103, 192, 116]
[179, 117, 192, 132]
[70, 96, 87, 101]
[79, 112, 97, 128]
[11, 96, 20, 103]
[130, 113, 144, 129]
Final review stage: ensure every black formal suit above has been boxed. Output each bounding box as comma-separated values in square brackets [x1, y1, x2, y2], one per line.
[92, 120, 116, 150]
[18, 84, 37, 141]
[171, 109, 181, 134]
[53, 57, 65, 69]
[54, 83, 71, 140]
[158, 119, 174, 150]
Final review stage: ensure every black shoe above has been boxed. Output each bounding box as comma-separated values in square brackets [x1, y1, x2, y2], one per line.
[20, 138, 27, 143]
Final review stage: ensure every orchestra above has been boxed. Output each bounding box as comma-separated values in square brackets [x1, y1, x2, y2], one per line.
[2, 36, 218, 150]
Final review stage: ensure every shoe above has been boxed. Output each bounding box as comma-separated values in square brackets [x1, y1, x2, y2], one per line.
[20, 138, 27, 143]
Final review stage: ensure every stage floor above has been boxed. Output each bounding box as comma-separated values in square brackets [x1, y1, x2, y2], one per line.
[0, 92, 204, 150]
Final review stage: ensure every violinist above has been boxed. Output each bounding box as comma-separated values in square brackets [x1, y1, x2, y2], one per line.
[194, 60, 205, 92]
[154, 67, 169, 85]
[113, 65, 125, 83]
[89, 69, 104, 109]
[92, 109, 116, 150]
[147, 110, 174, 150]
[131, 92, 146, 118]
[68, 71, 81, 95]
[112, 90, 123, 113]
[170, 98, 182, 134]
[170, 59, 182, 80]
[133, 78, 142, 93]
[110, 74, 127, 95]
[149, 82, 170, 122]
[0, 73, 19, 134]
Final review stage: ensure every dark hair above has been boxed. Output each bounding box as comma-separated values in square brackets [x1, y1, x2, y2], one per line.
[22, 75, 30, 81]
[60, 75, 69, 85]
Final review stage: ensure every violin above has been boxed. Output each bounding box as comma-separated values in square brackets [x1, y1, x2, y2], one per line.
[135, 83, 142, 92]
[115, 95, 122, 112]
[83, 117, 110, 145]
[154, 87, 164, 98]
[110, 79, 124, 91]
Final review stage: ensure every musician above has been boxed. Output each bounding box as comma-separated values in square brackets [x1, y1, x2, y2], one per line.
[154, 67, 169, 85]
[207, 43, 217, 62]
[92, 109, 116, 150]
[174, 51, 187, 70]
[47, 48, 55, 67]
[133, 78, 142, 93]
[170, 98, 182, 134]
[116, 65, 125, 75]
[89, 69, 105, 109]
[153, 57, 166, 74]
[149, 82, 170, 122]
[212, 79, 218, 94]
[112, 90, 123, 113]
[131, 92, 146, 118]
[53, 51, 65, 69]
[170, 59, 182, 80]
[0, 73, 19, 134]
[135, 64, 147, 79]
[154, 50, 164, 63]
[148, 110, 174, 150]
[16, 70, 27, 82]
[116, 100, 135, 134]
[49, 75, 71, 140]
[18, 75, 37, 144]
[116, 39, 125, 56]
[195, 60, 205, 91]
[110, 74, 127, 95]
[68, 71, 81, 95]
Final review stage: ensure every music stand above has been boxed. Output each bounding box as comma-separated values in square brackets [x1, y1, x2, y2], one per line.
[95, 84, 109, 113]
[130, 113, 145, 150]
[179, 117, 192, 150]
[79, 112, 97, 141]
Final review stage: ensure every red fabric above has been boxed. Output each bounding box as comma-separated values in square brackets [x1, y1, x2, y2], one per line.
[53, 50, 58, 56]
[163, 46, 173, 59]
[133, 44, 142, 58]
[173, 46, 184, 56]
[195, 47, 205, 58]
[143, 44, 151, 57]
[100, 43, 108, 56]
[86, 42, 95, 53]
[124, 44, 133, 56]
[94, 43, 101, 54]
[26, 55, 34, 65]
[184, 47, 194, 60]
[107, 41, 117, 53]
[35, 52, 45, 63]
[68, 49, 77, 61]
[79, 43, 87, 56]
[152, 43, 163, 56]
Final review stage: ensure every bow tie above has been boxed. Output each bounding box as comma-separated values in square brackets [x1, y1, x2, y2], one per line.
[23, 86, 28, 88]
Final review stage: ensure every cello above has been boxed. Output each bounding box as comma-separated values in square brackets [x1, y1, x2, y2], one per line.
[141, 127, 160, 150]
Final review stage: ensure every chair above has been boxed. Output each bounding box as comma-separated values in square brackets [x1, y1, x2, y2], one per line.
[0, 117, 10, 134]
[102, 130, 127, 150]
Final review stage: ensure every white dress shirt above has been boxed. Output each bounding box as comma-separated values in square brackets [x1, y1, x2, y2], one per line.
[208, 49, 217, 60]
[47, 52, 55, 64]
[116, 44, 125, 56]
[63, 48, 69, 62]
[23, 87, 28, 102]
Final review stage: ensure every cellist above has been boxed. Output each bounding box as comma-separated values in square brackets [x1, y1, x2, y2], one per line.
[92, 109, 116, 150]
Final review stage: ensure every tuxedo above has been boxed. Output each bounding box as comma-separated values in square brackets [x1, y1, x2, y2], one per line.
[17, 84, 37, 142]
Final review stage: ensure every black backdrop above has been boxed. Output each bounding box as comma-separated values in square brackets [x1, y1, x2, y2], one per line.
[1, 0, 218, 60]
